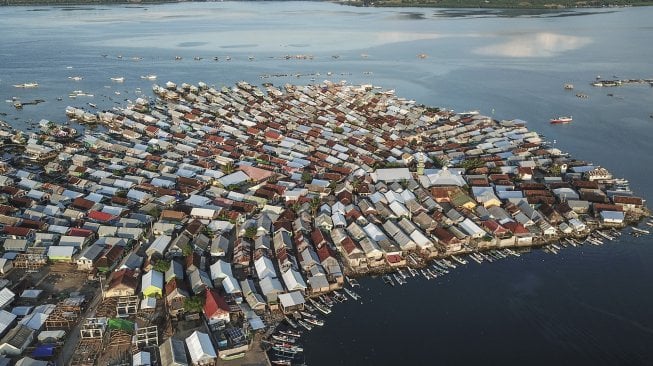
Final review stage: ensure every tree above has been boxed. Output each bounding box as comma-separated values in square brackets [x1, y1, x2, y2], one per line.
[222, 162, 235, 175]
[184, 296, 204, 313]
[309, 196, 321, 216]
[460, 158, 485, 171]
[181, 243, 193, 256]
[243, 226, 258, 239]
[152, 259, 170, 273]
[301, 171, 313, 184]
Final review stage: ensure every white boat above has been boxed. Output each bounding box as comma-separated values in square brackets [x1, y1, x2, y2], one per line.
[68, 76, 83, 81]
[141, 74, 157, 80]
[550, 116, 573, 124]
[110, 77, 125, 82]
[343, 287, 360, 300]
[13, 82, 38, 88]
[297, 320, 313, 331]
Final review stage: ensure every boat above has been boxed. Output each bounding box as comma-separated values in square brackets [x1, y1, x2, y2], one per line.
[309, 298, 331, 315]
[13, 101, 22, 109]
[550, 116, 573, 124]
[272, 334, 297, 343]
[564, 83, 574, 90]
[271, 359, 292, 366]
[632, 227, 650, 235]
[304, 317, 324, 327]
[140, 74, 157, 80]
[13, 82, 38, 88]
[421, 269, 431, 280]
[297, 320, 313, 331]
[407, 266, 418, 277]
[300, 311, 316, 319]
[110, 77, 125, 82]
[220, 352, 245, 360]
[393, 272, 406, 285]
[333, 291, 347, 303]
[382, 274, 395, 286]
[343, 287, 360, 300]
[271, 360, 292, 366]
[451, 255, 467, 265]
[346, 276, 360, 287]
[284, 315, 298, 329]
[68, 76, 83, 81]
[279, 330, 302, 338]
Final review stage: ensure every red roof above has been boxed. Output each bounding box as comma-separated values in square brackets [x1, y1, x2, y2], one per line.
[87, 210, 117, 223]
[340, 237, 359, 255]
[204, 289, 230, 319]
[68, 227, 94, 237]
[2, 226, 32, 237]
[503, 221, 530, 235]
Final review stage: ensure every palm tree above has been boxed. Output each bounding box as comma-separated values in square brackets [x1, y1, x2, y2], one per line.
[309, 196, 321, 216]
[222, 162, 235, 175]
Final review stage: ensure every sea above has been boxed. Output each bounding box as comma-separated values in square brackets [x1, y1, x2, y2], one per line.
[1, 2, 653, 365]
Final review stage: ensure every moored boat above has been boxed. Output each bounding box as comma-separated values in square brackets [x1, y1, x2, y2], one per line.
[550, 116, 573, 124]
[13, 82, 38, 88]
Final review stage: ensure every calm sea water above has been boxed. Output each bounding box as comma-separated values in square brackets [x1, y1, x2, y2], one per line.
[1, 3, 653, 365]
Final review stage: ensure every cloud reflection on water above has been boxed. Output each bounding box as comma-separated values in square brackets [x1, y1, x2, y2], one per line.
[474, 32, 592, 57]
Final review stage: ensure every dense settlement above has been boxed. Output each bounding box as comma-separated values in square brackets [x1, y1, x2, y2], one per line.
[0, 80, 648, 365]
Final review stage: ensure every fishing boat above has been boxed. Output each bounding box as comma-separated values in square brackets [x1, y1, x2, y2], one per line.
[297, 320, 313, 331]
[279, 330, 302, 338]
[421, 269, 431, 280]
[451, 255, 467, 265]
[271, 359, 292, 366]
[333, 291, 347, 303]
[564, 83, 574, 90]
[272, 334, 297, 343]
[284, 315, 298, 329]
[343, 287, 360, 300]
[550, 116, 573, 124]
[140, 74, 157, 80]
[309, 298, 331, 315]
[346, 276, 360, 287]
[110, 77, 125, 82]
[393, 272, 406, 285]
[382, 274, 394, 286]
[13, 82, 38, 88]
[407, 267, 418, 277]
[300, 311, 316, 319]
[304, 317, 324, 327]
[68, 76, 83, 81]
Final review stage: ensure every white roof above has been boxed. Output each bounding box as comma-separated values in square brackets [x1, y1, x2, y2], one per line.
[210, 260, 233, 281]
[281, 268, 307, 291]
[217, 171, 249, 187]
[190, 207, 215, 219]
[147, 235, 171, 257]
[459, 218, 486, 238]
[133, 351, 151, 366]
[47, 246, 76, 258]
[372, 168, 412, 182]
[221, 275, 242, 295]
[0, 310, 17, 335]
[185, 331, 216, 364]
[426, 167, 466, 187]
[37, 330, 66, 342]
[254, 256, 277, 280]
[278, 291, 305, 308]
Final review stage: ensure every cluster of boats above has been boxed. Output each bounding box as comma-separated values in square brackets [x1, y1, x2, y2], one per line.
[268, 329, 303, 365]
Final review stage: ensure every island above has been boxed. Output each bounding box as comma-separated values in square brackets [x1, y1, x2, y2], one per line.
[0, 80, 649, 365]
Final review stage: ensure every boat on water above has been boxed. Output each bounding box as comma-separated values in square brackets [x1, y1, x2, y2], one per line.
[564, 83, 574, 90]
[382, 274, 394, 286]
[279, 329, 301, 338]
[271, 359, 292, 366]
[304, 317, 324, 327]
[140, 74, 157, 80]
[13, 82, 38, 88]
[297, 320, 313, 331]
[272, 334, 297, 343]
[284, 315, 298, 329]
[68, 76, 83, 81]
[393, 272, 406, 285]
[550, 116, 573, 124]
[110, 77, 125, 82]
[309, 298, 331, 315]
[343, 287, 360, 300]
[346, 276, 360, 287]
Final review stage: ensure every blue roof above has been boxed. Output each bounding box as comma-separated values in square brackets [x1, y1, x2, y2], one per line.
[32, 344, 56, 358]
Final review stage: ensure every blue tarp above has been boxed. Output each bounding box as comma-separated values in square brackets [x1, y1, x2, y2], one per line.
[32, 344, 56, 358]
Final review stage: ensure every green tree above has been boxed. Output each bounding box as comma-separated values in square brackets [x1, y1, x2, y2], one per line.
[152, 259, 170, 273]
[181, 243, 193, 256]
[309, 196, 321, 216]
[301, 171, 313, 184]
[184, 296, 204, 313]
[243, 226, 258, 239]
[222, 162, 235, 175]
[460, 158, 484, 171]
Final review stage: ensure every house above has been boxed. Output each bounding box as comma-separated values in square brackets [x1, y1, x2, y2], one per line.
[76, 244, 104, 271]
[133, 351, 151, 366]
[254, 256, 277, 280]
[600, 211, 625, 225]
[185, 331, 217, 366]
[278, 291, 305, 314]
[0, 325, 34, 356]
[159, 338, 189, 366]
[106, 269, 139, 298]
[281, 268, 307, 293]
[142, 270, 164, 298]
[146, 235, 172, 258]
[47, 246, 76, 262]
[96, 245, 124, 272]
[204, 289, 230, 324]
[0, 311, 16, 339]
[0, 289, 16, 310]
[165, 279, 189, 317]
[0, 260, 12, 276]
